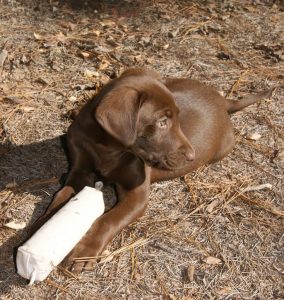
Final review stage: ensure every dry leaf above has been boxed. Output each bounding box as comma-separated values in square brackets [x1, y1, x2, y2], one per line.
[186, 264, 195, 282]
[0, 49, 8, 67]
[34, 32, 45, 40]
[134, 55, 142, 63]
[5, 221, 26, 230]
[81, 51, 90, 58]
[84, 69, 100, 78]
[68, 23, 76, 31]
[100, 20, 115, 27]
[79, 51, 90, 58]
[146, 57, 155, 64]
[60, 21, 76, 31]
[204, 256, 222, 265]
[206, 199, 219, 213]
[55, 32, 66, 43]
[246, 132, 261, 140]
[217, 287, 233, 295]
[21, 106, 35, 112]
[99, 60, 109, 70]
[36, 77, 50, 85]
[68, 96, 77, 102]
[93, 30, 101, 37]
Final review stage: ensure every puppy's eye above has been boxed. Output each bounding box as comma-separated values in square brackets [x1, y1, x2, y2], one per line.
[157, 117, 168, 129]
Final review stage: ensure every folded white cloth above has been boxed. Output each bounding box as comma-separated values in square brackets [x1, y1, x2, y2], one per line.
[17, 186, 105, 284]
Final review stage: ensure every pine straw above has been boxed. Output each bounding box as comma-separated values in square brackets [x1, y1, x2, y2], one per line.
[0, 0, 283, 299]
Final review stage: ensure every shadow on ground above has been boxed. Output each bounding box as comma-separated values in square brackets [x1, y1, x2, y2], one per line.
[0, 136, 68, 293]
[0, 135, 117, 295]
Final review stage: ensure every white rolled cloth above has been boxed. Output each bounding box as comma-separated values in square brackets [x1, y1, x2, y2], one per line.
[17, 186, 105, 284]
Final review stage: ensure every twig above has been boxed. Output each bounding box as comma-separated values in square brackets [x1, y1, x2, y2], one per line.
[180, 17, 213, 43]
[226, 69, 250, 98]
[46, 279, 70, 294]
[0, 194, 30, 217]
[73, 237, 150, 262]
[57, 266, 80, 280]
[130, 247, 136, 281]
[238, 193, 284, 217]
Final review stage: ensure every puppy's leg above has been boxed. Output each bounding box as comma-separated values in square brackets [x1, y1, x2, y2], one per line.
[48, 169, 96, 212]
[64, 167, 151, 273]
[30, 169, 95, 234]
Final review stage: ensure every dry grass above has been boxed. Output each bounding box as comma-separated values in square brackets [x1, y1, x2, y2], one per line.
[0, 0, 283, 299]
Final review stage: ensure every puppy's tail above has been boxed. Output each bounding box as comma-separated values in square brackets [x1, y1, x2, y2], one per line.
[225, 87, 277, 114]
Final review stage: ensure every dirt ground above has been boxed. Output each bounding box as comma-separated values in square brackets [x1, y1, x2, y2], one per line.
[0, 0, 283, 299]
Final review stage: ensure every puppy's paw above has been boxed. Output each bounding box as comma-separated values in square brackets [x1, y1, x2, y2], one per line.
[63, 238, 102, 273]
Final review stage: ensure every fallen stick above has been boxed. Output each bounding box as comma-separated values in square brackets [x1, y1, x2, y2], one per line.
[242, 183, 273, 193]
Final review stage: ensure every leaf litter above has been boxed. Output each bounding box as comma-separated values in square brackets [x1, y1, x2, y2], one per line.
[0, 0, 283, 299]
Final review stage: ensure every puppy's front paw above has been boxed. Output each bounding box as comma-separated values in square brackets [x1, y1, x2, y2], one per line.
[63, 237, 102, 273]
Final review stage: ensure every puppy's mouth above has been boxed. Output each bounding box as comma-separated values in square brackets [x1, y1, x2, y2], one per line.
[135, 151, 169, 169]
[145, 158, 167, 169]
[145, 152, 193, 170]
[135, 148, 192, 170]
[144, 156, 181, 170]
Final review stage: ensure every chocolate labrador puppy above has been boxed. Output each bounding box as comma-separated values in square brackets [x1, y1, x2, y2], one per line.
[35, 68, 273, 272]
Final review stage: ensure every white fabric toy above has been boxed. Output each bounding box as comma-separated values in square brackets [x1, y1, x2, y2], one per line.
[17, 184, 105, 284]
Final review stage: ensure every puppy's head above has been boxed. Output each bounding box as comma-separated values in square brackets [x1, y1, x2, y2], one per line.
[95, 68, 195, 170]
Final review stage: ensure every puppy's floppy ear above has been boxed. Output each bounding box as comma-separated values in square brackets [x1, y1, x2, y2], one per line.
[95, 87, 141, 146]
